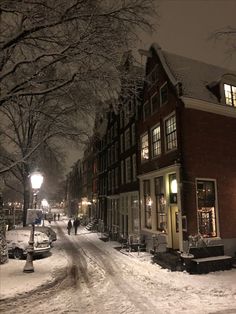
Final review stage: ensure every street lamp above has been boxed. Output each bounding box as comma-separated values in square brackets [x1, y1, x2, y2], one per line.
[23, 171, 43, 273]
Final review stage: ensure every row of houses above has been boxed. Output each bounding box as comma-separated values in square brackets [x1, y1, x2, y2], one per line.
[66, 43, 236, 256]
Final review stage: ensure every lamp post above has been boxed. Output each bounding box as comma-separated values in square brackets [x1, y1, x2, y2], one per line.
[23, 171, 43, 273]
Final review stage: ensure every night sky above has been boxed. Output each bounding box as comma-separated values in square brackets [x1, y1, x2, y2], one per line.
[139, 0, 236, 70]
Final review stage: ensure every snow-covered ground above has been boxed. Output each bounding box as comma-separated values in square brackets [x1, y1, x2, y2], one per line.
[0, 219, 236, 314]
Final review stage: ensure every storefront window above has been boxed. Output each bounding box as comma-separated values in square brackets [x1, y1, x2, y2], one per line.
[143, 180, 152, 229]
[155, 177, 167, 232]
[197, 180, 217, 237]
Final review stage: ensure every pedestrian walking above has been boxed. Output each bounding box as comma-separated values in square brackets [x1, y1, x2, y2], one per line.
[73, 218, 80, 235]
[53, 213, 56, 221]
[67, 219, 72, 235]
[58, 213, 60, 221]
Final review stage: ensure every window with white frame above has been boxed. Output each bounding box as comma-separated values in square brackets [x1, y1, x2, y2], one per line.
[160, 82, 168, 105]
[155, 177, 167, 232]
[224, 83, 236, 107]
[197, 180, 217, 237]
[143, 101, 150, 120]
[151, 93, 159, 113]
[125, 128, 130, 151]
[165, 114, 177, 151]
[132, 154, 137, 181]
[143, 180, 152, 229]
[147, 65, 159, 87]
[141, 133, 149, 161]
[125, 157, 131, 183]
[151, 125, 161, 157]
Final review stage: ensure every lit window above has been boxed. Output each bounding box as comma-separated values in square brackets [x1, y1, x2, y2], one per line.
[197, 180, 217, 237]
[160, 82, 168, 105]
[224, 84, 236, 106]
[151, 125, 161, 157]
[155, 177, 167, 232]
[165, 115, 177, 151]
[144, 180, 152, 229]
[141, 133, 149, 161]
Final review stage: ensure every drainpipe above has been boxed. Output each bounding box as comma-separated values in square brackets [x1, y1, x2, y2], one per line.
[177, 167, 184, 252]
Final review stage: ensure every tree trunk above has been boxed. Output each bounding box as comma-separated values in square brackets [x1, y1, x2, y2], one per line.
[0, 190, 8, 264]
[23, 178, 30, 227]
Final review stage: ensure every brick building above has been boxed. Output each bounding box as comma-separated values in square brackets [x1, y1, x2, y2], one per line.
[138, 43, 236, 255]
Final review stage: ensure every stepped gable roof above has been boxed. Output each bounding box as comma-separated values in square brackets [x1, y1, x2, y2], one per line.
[151, 43, 236, 104]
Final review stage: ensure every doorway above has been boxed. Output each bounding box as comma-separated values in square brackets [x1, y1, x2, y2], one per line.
[170, 205, 179, 250]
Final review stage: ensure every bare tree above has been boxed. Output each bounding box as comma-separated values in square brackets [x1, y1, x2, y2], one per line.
[0, 89, 95, 225]
[0, 0, 156, 261]
[0, 0, 155, 106]
[210, 26, 236, 57]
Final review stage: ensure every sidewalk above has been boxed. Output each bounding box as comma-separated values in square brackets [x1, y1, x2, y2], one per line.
[0, 221, 69, 300]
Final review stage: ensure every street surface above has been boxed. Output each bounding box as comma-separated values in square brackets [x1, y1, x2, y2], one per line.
[0, 222, 236, 314]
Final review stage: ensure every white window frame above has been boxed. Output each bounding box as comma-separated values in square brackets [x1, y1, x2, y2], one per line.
[164, 113, 177, 152]
[151, 124, 161, 158]
[224, 83, 236, 107]
[151, 92, 159, 113]
[143, 101, 150, 120]
[160, 82, 168, 106]
[196, 178, 219, 238]
[141, 132, 149, 162]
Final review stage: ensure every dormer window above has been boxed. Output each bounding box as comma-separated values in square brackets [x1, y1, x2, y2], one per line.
[224, 84, 236, 107]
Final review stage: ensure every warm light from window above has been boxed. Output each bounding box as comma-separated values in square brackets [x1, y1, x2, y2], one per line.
[224, 83, 236, 106]
[170, 179, 178, 194]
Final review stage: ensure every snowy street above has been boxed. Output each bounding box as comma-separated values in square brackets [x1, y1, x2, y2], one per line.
[0, 220, 236, 314]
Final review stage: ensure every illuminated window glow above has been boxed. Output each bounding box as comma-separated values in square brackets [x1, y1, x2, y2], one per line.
[165, 115, 177, 151]
[141, 133, 149, 161]
[224, 83, 236, 107]
[152, 125, 161, 157]
[197, 180, 217, 237]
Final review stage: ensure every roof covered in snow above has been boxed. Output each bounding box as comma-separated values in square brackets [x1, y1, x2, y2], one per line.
[151, 43, 236, 104]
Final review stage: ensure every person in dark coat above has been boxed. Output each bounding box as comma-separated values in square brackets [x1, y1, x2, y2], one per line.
[67, 219, 72, 235]
[58, 213, 60, 221]
[73, 218, 80, 235]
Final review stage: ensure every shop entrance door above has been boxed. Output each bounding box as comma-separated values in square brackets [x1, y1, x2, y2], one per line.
[170, 205, 179, 250]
